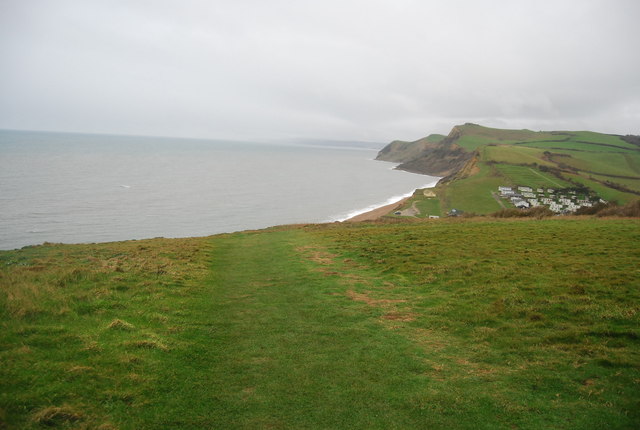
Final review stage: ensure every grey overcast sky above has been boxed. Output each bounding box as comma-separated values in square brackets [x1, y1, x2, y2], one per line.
[1, 0, 639, 142]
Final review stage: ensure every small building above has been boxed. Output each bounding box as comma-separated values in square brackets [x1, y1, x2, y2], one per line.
[549, 202, 563, 213]
[511, 197, 530, 209]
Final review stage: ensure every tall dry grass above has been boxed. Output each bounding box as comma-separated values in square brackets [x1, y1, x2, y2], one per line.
[0, 237, 210, 319]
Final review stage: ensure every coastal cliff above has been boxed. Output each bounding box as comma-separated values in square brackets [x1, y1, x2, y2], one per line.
[376, 125, 475, 178]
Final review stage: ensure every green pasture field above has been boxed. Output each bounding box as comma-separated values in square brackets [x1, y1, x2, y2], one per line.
[425, 134, 446, 143]
[2, 218, 638, 429]
[481, 145, 553, 167]
[560, 173, 639, 204]
[492, 164, 569, 189]
[548, 151, 640, 179]
[568, 131, 639, 148]
[438, 163, 504, 214]
[519, 139, 635, 153]
[393, 190, 442, 218]
[452, 125, 558, 151]
[414, 196, 442, 217]
[455, 135, 504, 151]
[587, 174, 640, 192]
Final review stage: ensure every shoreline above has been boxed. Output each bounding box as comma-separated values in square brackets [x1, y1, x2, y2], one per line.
[333, 177, 440, 224]
[344, 196, 412, 222]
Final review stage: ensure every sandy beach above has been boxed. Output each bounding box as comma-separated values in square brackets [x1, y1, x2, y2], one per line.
[345, 196, 411, 222]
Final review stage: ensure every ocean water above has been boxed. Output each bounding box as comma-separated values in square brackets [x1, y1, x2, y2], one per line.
[0, 130, 438, 250]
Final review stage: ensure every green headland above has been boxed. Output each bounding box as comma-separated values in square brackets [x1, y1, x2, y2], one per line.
[1, 124, 639, 429]
[377, 123, 640, 217]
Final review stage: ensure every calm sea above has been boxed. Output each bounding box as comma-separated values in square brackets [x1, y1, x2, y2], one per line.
[0, 130, 438, 250]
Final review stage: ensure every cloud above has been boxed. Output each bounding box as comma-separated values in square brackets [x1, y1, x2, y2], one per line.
[1, 0, 639, 141]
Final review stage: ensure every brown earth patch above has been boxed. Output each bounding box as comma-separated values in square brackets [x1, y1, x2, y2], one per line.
[381, 312, 416, 322]
[346, 290, 406, 307]
[295, 246, 336, 265]
[412, 328, 446, 351]
[341, 273, 370, 286]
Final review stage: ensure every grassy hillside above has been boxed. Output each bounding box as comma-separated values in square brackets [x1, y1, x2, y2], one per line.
[1, 218, 639, 429]
[450, 124, 559, 151]
[385, 124, 640, 216]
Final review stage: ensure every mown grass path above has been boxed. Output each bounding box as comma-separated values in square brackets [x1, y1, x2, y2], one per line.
[147, 229, 435, 429]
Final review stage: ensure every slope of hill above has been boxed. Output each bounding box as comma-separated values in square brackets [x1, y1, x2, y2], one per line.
[377, 124, 640, 215]
[1, 218, 639, 428]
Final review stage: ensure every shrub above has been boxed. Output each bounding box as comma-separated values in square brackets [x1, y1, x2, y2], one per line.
[575, 202, 611, 215]
[490, 206, 554, 219]
[491, 209, 525, 218]
[595, 199, 640, 217]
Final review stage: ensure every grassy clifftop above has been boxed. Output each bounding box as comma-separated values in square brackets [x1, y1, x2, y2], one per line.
[1, 218, 639, 428]
[377, 124, 640, 215]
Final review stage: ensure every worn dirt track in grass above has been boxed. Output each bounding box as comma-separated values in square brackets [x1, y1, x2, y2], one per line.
[173, 229, 438, 429]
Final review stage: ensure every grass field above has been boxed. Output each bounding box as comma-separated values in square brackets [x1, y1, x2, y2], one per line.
[491, 164, 569, 189]
[441, 166, 504, 214]
[519, 139, 637, 153]
[391, 190, 442, 218]
[547, 151, 640, 178]
[2, 218, 638, 429]
[452, 125, 558, 151]
[481, 146, 554, 167]
[414, 196, 442, 217]
[558, 173, 639, 204]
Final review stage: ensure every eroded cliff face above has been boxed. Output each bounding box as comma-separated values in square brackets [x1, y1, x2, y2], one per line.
[376, 138, 433, 164]
[376, 126, 473, 178]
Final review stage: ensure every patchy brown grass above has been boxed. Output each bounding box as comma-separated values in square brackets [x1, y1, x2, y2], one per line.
[346, 290, 406, 307]
[125, 339, 169, 351]
[107, 318, 135, 330]
[0, 236, 210, 320]
[31, 405, 83, 425]
[295, 245, 336, 265]
[381, 312, 417, 322]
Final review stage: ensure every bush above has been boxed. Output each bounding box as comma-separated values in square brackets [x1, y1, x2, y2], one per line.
[491, 209, 526, 218]
[527, 206, 555, 219]
[575, 202, 610, 215]
[490, 206, 554, 219]
[595, 200, 640, 217]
